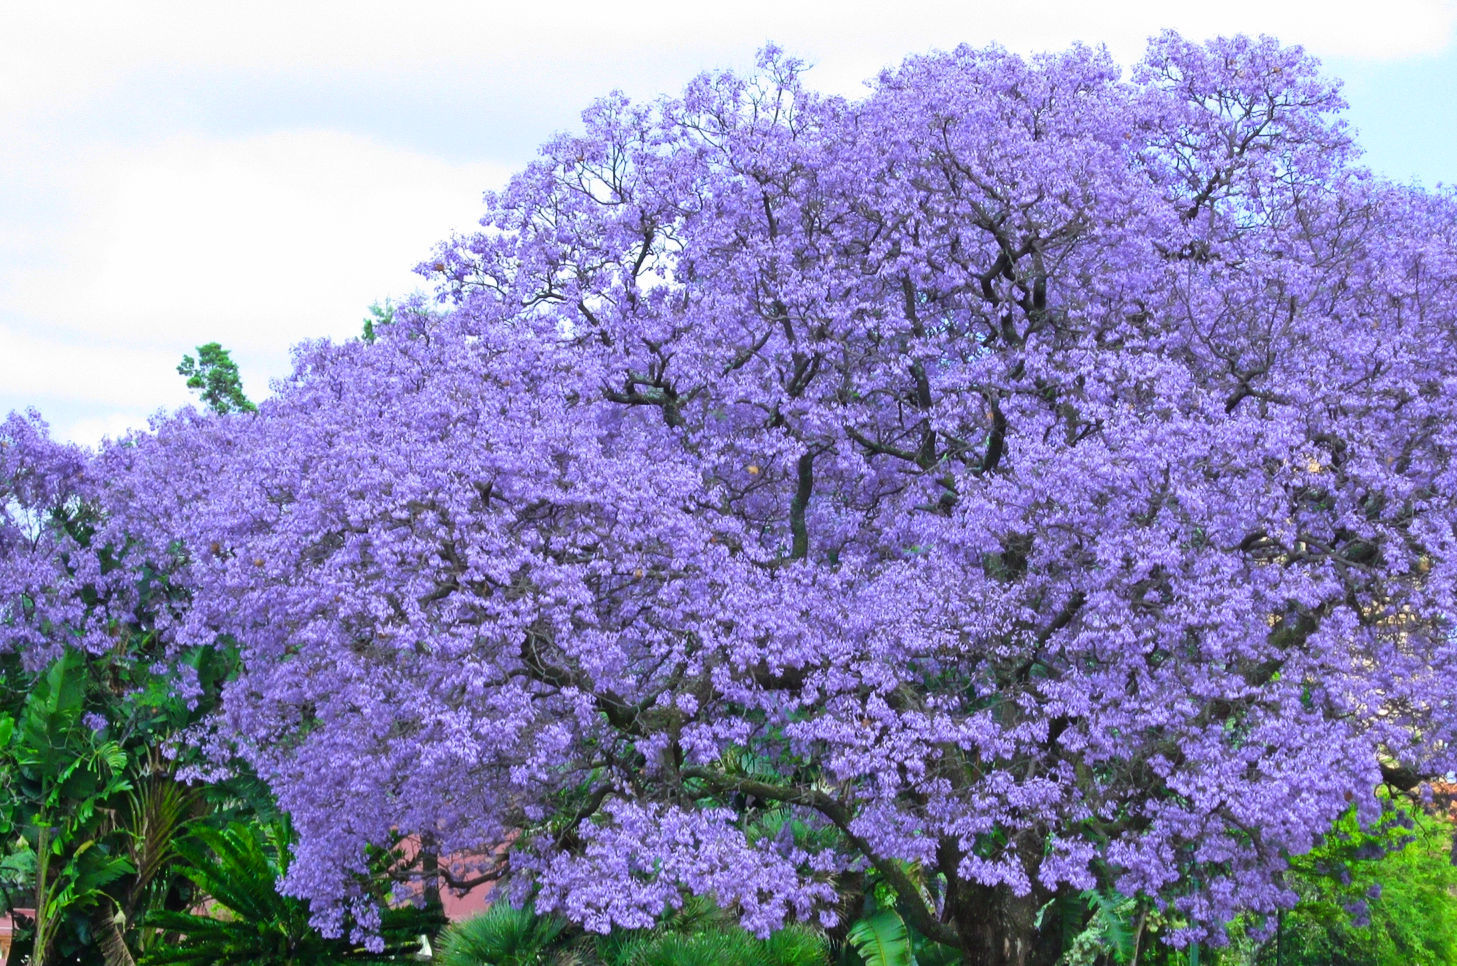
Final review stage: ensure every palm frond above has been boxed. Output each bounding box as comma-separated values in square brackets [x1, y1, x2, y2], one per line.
[434, 900, 570, 966]
[845, 909, 914, 966]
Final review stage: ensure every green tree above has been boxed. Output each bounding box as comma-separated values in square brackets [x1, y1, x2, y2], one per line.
[176, 343, 255, 415]
[0, 639, 242, 965]
[361, 301, 394, 344]
[1250, 799, 1457, 966]
[0, 649, 135, 966]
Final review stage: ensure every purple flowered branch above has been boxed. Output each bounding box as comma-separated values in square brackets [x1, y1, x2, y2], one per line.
[5, 32, 1457, 963]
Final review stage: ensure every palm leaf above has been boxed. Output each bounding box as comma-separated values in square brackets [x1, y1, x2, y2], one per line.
[120, 765, 201, 903]
[762, 924, 830, 966]
[1081, 889, 1136, 964]
[622, 931, 763, 966]
[434, 900, 569, 966]
[846, 909, 914, 966]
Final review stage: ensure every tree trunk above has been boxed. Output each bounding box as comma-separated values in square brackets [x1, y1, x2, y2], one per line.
[950, 882, 1061, 966]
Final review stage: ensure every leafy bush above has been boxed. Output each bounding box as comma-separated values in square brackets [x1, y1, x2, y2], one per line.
[433, 901, 572, 966]
[141, 822, 441, 966]
[1252, 799, 1457, 966]
[435, 896, 829, 966]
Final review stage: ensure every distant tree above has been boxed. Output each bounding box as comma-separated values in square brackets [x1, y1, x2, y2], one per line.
[361, 301, 394, 345]
[1255, 800, 1457, 966]
[176, 343, 255, 415]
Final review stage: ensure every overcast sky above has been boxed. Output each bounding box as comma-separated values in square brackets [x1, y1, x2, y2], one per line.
[4, 1, 1455, 445]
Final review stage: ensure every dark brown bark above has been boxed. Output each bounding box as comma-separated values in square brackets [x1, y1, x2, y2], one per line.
[949, 882, 1061, 966]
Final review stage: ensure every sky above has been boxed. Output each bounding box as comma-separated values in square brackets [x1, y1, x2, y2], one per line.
[3, 1, 1455, 446]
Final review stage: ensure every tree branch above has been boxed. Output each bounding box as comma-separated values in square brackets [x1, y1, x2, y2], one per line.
[680, 768, 962, 948]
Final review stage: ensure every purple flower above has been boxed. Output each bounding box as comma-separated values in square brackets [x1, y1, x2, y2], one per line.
[9, 30, 1457, 958]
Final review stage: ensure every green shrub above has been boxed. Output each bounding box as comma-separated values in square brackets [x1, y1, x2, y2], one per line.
[433, 901, 574, 966]
[141, 822, 440, 965]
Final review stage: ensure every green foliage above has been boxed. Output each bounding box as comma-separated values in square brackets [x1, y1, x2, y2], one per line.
[0, 632, 243, 962]
[362, 301, 395, 344]
[141, 821, 440, 966]
[0, 639, 395, 966]
[112, 763, 202, 958]
[619, 930, 765, 966]
[620, 932, 739, 966]
[0, 648, 138, 965]
[763, 925, 835, 966]
[176, 342, 255, 415]
[845, 909, 914, 966]
[1052, 889, 1142, 966]
[1042, 799, 1457, 966]
[1243, 798, 1457, 966]
[610, 920, 828, 966]
[433, 901, 572, 966]
[435, 895, 830, 966]
[832, 866, 958, 966]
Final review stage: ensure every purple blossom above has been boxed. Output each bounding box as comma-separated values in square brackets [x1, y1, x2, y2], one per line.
[8, 32, 1457, 962]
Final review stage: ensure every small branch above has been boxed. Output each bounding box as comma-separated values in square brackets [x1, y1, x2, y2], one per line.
[680, 768, 962, 948]
[845, 426, 921, 464]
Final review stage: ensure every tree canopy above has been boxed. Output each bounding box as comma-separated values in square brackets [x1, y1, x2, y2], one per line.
[5, 33, 1457, 966]
[177, 342, 256, 415]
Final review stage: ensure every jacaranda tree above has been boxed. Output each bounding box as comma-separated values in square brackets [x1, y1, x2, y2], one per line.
[6, 32, 1457, 966]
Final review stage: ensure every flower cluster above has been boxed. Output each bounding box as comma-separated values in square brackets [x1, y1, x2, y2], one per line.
[7, 33, 1457, 959]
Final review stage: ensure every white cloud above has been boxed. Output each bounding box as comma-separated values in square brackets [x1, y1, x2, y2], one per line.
[62, 412, 166, 451]
[0, 327, 188, 408]
[0, 131, 508, 438]
[10, 131, 506, 350]
[2, 1, 1452, 123]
